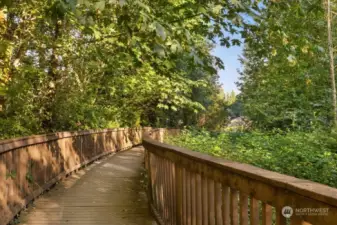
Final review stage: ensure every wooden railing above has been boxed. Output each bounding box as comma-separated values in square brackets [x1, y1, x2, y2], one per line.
[0, 127, 159, 225]
[144, 130, 337, 225]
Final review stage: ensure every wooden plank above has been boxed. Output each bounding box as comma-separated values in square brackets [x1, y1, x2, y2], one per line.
[159, 156, 165, 219]
[250, 197, 260, 225]
[222, 185, 230, 225]
[208, 178, 215, 225]
[191, 171, 197, 225]
[196, 173, 202, 225]
[18, 147, 157, 225]
[230, 189, 239, 225]
[276, 206, 287, 225]
[170, 161, 177, 225]
[262, 203, 272, 225]
[240, 193, 248, 225]
[147, 151, 154, 212]
[175, 163, 183, 225]
[215, 182, 222, 225]
[202, 174, 208, 225]
[187, 170, 191, 225]
[151, 154, 157, 209]
[183, 168, 187, 225]
[156, 155, 162, 214]
[163, 158, 169, 223]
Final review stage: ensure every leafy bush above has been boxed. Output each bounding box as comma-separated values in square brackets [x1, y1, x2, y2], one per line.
[166, 129, 337, 188]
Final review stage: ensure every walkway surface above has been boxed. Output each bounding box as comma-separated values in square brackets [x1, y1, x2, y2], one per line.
[18, 146, 156, 225]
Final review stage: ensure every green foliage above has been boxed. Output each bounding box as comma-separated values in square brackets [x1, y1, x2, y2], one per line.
[26, 172, 34, 184]
[6, 170, 16, 179]
[167, 129, 337, 188]
[238, 0, 332, 130]
[0, 0, 257, 138]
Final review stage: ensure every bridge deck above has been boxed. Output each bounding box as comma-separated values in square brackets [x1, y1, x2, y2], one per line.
[18, 146, 156, 225]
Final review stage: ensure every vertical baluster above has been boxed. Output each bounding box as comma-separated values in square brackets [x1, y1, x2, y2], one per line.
[202, 174, 208, 225]
[222, 185, 230, 225]
[196, 173, 202, 225]
[170, 161, 176, 225]
[174, 162, 178, 225]
[262, 203, 272, 225]
[165, 159, 170, 225]
[187, 170, 192, 225]
[156, 156, 161, 216]
[208, 178, 215, 225]
[155, 156, 160, 215]
[163, 158, 169, 223]
[154, 154, 159, 211]
[160, 157, 165, 219]
[153, 154, 157, 212]
[250, 197, 260, 225]
[176, 164, 183, 225]
[215, 182, 222, 225]
[275, 206, 286, 225]
[191, 171, 197, 225]
[230, 189, 239, 225]
[167, 159, 172, 224]
[240, 193, 248, 225]
[183, 168, 187, 225]
[147, 152, 154, 210]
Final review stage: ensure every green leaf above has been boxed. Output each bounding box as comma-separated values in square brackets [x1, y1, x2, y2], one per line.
[95, 1, 105, 10]
[155, 22, 166, 41]
[212, 5, 222, 15]
[154, 44, 166, 57]
[135, 0, 151, 12]
[198, 6, 207, 14]
[171, 106, 177, 111]
[92, 29, 101, 39]
[6, 170, 16, 180]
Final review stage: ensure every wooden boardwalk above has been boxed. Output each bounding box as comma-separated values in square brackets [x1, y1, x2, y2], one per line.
[18, 146, 156, 225]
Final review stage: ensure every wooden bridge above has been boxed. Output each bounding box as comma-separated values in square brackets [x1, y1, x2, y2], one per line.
[1, 128, 337, 225]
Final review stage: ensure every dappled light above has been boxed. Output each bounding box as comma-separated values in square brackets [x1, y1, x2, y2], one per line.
[2, 0, 337, 224]
[18, 141, 160, 224]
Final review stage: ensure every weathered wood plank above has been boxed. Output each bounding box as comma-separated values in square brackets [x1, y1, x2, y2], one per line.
[19, 147, 156, 225]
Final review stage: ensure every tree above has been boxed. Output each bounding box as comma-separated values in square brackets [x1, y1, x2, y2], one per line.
[0, 0, 257, 137]
[239, 0, 331, 130]
[326, 0, 337, 126]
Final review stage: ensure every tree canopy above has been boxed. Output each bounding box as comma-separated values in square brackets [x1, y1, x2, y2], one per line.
[0, 0, 257, 137]
[238, 0, 336, 130]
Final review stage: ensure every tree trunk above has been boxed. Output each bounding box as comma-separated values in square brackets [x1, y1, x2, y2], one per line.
[327, 0, 337, 126]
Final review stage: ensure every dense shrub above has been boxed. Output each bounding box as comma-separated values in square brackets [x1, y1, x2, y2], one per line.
[166, 129, 337, 188]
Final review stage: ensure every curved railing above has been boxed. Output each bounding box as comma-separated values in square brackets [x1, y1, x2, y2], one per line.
[144, 131, 337, 225]
[0, 127, 156, 225]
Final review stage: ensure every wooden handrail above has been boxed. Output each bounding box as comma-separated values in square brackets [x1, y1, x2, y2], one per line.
[144, 130, 337, 225]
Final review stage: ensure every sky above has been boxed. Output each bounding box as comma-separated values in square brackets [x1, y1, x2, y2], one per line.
[212, 36, 243, 94]
[211, 10, 258, 94]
